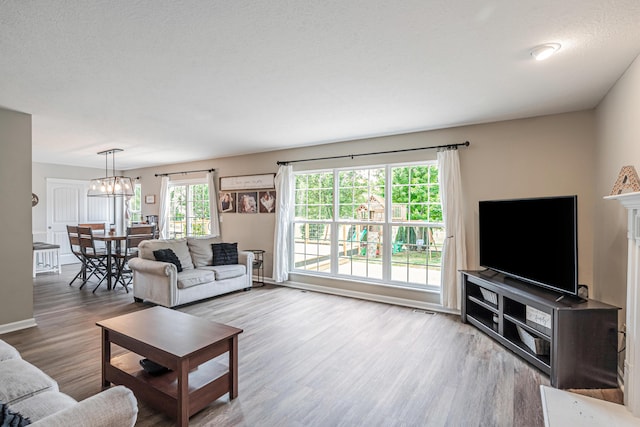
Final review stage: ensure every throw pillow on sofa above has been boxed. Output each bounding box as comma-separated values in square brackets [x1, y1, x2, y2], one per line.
[153, 249, 183, 272]
[0, 402, 31, 426]
[212, 243, 238, 265]
[138, 238, 194, 270]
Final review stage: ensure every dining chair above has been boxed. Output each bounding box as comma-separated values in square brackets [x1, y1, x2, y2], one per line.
[113, 225, 156, 292]
[79, 222, 107, 249]
[78, 222, 106, 232]
[77, 226, 110, 293]
[66, 225, 88, 287]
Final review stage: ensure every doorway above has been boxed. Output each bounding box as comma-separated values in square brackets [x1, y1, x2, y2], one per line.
[46, 178, 110, 264]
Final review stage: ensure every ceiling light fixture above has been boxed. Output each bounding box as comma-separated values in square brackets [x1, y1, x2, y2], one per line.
[87, 148, 134, 197]
[530, 43, 561, 61]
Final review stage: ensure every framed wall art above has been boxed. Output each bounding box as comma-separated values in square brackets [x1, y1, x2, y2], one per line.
[237, 191, 258, 213]
[258, 191, 276, 213]
[219, 192, 236, 213]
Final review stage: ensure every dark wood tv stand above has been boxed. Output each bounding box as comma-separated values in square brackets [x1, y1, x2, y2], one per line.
[461, 270, 620, 389]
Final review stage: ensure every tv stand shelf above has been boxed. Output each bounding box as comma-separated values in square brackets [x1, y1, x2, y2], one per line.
[461, 270, 619, 389]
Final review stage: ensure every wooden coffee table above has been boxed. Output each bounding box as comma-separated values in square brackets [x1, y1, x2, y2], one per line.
[96, 306, 243, 426]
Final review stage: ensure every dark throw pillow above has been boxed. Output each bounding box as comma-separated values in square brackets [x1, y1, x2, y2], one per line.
[153, 248, 183, 272]
[0, 402, 31, 426]
[212, 243, 238, 266]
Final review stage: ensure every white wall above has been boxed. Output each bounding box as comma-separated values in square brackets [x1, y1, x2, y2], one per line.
[31, 162, 126, 241]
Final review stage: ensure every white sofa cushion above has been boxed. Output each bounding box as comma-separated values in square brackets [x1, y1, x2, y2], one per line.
[29, 386, 138, 427]
[176, 270, 216, 289]
[10, 390, 76, 421]
[200, 264, 246, 280]
[138, 238, 195, 270]
[0, 359, 58, 404]
[0, 340, 21, 361]
[187, 236, 222, 267]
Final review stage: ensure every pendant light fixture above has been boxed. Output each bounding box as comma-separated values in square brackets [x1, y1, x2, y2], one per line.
[87, 148, 134, 197]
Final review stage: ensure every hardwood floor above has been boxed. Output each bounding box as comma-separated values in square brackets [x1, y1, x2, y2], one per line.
[2, 266, 614, 426]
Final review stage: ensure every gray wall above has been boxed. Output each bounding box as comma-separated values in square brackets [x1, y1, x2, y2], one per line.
[2, 51, 635, 328]
[594, 54, 640, 322]
[128, 110, 597, 308]
[0, 108, 34, 329]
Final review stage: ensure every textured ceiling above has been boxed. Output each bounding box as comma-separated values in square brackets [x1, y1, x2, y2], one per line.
[1, 0, 639, 170]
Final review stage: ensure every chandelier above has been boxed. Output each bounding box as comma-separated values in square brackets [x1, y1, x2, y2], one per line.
[87, 148, 134, 197]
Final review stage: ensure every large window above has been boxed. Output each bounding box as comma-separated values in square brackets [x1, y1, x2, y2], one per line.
[293, 163, 444, 289]
[168, 180, 210, 238]
[128, 183, 142, 224]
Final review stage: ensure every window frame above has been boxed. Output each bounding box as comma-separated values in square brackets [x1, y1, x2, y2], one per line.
[167, 178, 211, 238]
[291, 161, 444, 291]
[128, 182, 142, 224]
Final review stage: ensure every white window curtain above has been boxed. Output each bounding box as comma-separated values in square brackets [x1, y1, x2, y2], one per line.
[125, 194, 132, 224]
[438, 148, 467, 310]
[158, 176, 170, 239]
[207, 172, 221, 237]
[273, 165, 293, 282]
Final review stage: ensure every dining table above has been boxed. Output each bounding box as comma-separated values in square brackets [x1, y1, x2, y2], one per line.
[93, 232, 127, 290]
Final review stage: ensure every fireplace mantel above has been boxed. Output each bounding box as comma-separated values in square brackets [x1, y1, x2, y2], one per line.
[605, 191, 640, 416]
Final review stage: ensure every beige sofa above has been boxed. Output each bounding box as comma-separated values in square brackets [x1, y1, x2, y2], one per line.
[0, 338, 137, 426]
[128, 236, 253, 308]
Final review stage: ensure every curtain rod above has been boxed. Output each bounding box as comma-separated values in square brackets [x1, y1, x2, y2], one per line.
[155, 168, 215, 177]
[276, 141, 470, 165]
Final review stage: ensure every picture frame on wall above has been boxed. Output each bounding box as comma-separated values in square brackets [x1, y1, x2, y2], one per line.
[219, 192, 235, 212]
[259, 191, 276, 213]
[145, 195, 156, 204]
[237, 191, 258, 213]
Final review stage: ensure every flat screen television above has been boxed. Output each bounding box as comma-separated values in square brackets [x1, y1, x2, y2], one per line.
[478, 195, 578, 297]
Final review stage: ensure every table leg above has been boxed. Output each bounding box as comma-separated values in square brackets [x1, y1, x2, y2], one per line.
[107, 240, 124, 290]
[177, 358, 190, 427]
[101, 329, 111, 389]
[106, 242, 113, 290]
[230, 335, 238, 399]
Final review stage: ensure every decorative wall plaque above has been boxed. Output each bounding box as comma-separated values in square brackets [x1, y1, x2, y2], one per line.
[220, 174, 275, 191]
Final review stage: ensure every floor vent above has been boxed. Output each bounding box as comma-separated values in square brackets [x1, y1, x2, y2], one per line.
[412, 309, 436, 315]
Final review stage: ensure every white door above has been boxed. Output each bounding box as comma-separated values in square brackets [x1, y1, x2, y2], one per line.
[46, 179, 111, 264]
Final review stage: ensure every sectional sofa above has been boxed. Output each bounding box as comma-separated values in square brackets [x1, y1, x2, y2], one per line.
[0, 338, 137, 426]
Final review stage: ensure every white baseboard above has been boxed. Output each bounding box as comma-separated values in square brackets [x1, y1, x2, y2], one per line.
[275, 278, 459, 315]
[0, 318, 37, 334]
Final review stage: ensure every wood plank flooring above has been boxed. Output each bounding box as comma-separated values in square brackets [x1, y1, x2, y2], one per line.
[0, 266, 618, 426]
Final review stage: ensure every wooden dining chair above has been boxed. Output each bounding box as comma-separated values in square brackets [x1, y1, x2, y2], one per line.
[79, 223, 107, 249]
[77, 226, 110, 293]
[66, 225, 87, 287]
[78, 222, 106, 232]
[114, 225, 156, 292]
